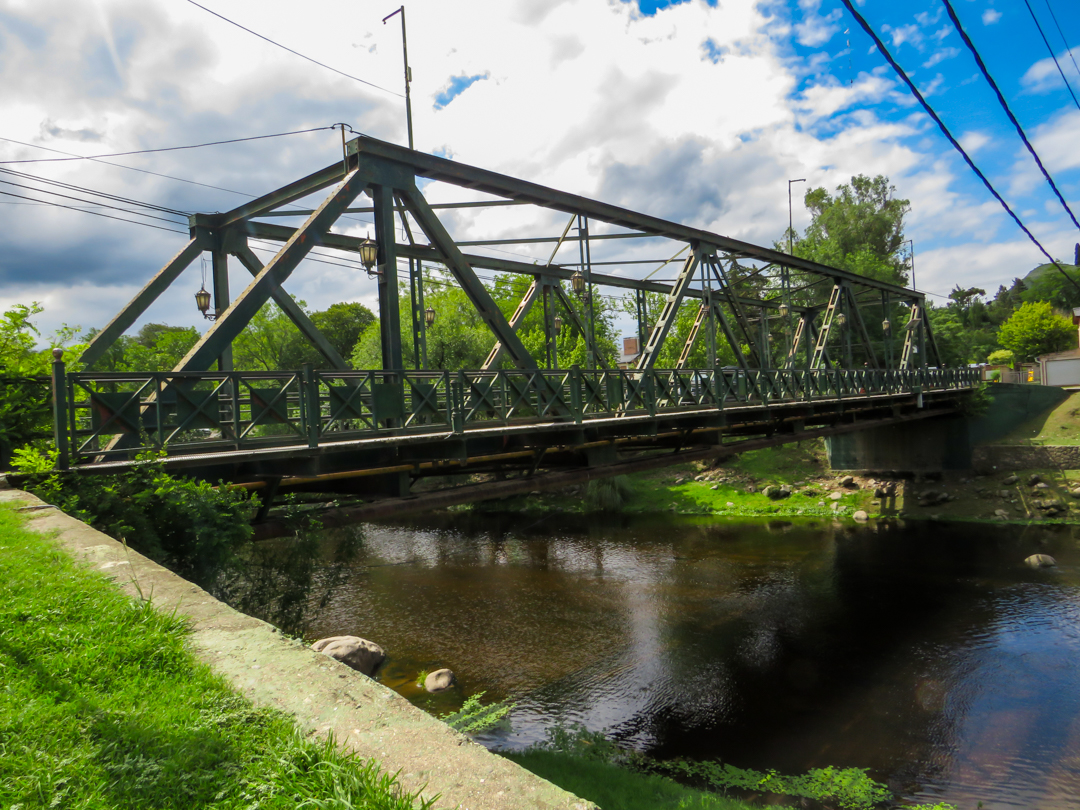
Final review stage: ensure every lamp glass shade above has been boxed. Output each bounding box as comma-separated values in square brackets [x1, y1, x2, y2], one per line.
[424, 306, 436, 327]
[836, 313, 846, 327]
[359, 239, 378, 270]
[553, 316, 563, 334]
[571, 270, 586, 296]
[882, 319, 891, 334]
[778, 303, 790, 318]
[194, 287, 211, 315]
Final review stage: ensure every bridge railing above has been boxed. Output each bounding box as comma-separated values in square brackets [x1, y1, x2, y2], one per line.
[53, 364, 979, 466]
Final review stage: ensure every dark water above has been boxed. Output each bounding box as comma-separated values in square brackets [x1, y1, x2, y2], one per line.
[304, 514, 1080, 809]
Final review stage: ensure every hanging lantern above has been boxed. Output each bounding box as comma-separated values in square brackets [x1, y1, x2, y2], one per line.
[571, 270, 586, 297]
[194, 286, 213, 319]
[424, 305, 436, 327]
[778, 302, 790, 318]
[835, 313, 846, 327]
[358, 237, 378, 273]
[553, 315, 563, 334]
[882, 318, 891, 334]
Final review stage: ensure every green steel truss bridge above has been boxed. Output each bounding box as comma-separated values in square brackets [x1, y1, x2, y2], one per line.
[52, 136, 978, 524]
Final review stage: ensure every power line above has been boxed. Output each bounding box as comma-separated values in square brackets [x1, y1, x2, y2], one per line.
[0, 167, 190, 217]
[0, 126, 336, 165]
[1043, 0, 1080, 84]
[184, 0, 403, 99]
[839, 0, 1080, 295]
[1023, 0, 1080, 112]
[943, 0, 1080, 231]
[0, 190, 187, 233]
[0, 177, 187, 226]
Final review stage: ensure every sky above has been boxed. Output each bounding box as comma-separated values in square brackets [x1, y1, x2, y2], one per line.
[1, 0, 1079, 344]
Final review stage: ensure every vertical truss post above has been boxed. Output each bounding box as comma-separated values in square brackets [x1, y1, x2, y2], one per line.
[759, 307, 771, 370]
[637, 248, 700, 371]
[211, 248, 233, 372]
[410, 260, 428, 369]
[708, 258, 761, 367]
[881, 291, 893, 368]
[922, 297, 941, 367]
[578, 216, 597, 370]
[636, 289, 648, 356]
[844, 286, 878, 368]
[373, 184, 404, 376]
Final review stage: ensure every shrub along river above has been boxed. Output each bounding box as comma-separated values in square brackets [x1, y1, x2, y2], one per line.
[303, 513, 1080, 809]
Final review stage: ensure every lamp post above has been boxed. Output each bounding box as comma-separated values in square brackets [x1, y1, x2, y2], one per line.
[788, 178, 806, 256]
[905, 239, 916, 290]
[382, 6, 414, 150]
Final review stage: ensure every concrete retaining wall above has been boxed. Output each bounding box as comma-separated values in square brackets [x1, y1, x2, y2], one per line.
[0, 487, 595, 810]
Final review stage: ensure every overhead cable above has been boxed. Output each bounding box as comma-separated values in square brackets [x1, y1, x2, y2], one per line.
[0, 190, 187, 233]
[0, 126, 337, 165]
[184, 0, 403, 98]
[1022, 0, 1080, 112]
[840, 0, 1080, 294]
[1043, 0, 1080, 84]
[943, 0, 1080, 231]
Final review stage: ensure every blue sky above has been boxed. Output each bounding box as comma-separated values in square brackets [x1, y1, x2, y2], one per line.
[0, 0, 1078, 339]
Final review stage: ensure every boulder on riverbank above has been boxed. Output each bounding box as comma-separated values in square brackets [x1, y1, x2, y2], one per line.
[1025, 554, 1057, 568]
[425, 668, 457, 693]
[311, 636, 386, 676]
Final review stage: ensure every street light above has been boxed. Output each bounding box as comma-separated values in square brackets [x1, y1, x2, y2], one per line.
[835, 313, 846, 327]
[359, 236, 378, 275]
[778, 302, 790, 318]
[424, 305, 436, 327]
[882, 318, 891, 335]
[194, 286, 214, 320]
[553, 315, 563, 334]
[788, 178, 806, 255]
[383, 6, 414, 150]
[571, 270, 586, 297]
[904, 239, 916, 290]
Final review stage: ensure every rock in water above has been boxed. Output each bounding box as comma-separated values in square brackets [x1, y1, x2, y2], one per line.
[1024, 554, 1057, 568]
[853, 510, 869, 522]
[1002, 475, 1018, 485]
[425, 668, 456, 693]
[311, 636, 386, 676]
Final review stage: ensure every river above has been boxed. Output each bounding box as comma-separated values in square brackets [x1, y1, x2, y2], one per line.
[303, 513, 1080, 809]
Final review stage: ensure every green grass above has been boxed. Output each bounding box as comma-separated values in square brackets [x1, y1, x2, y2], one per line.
[503, 751, 757, 810]
[999, 391, 1080, 445]
[0, 502, 430, 810]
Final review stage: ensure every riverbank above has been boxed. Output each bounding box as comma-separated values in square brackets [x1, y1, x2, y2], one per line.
[0, 487, 597, 810]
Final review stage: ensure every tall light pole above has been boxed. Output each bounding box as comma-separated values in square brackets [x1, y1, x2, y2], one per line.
[905, 239, 916, 290]
[382, 6, 413, 149]
[788, 178, 806, 255]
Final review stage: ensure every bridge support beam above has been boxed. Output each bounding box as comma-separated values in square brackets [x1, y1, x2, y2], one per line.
[825, 412, 972, 473]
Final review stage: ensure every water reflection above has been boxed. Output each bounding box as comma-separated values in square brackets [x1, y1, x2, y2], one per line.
[305, 515, 1080, 809]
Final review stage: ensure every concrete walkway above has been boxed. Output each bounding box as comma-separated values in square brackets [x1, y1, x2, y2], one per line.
[1, 487, 595, 810]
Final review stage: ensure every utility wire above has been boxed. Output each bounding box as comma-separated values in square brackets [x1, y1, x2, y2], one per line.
[0, 178, 186, 226]
[0, 126, 336, 165]
[943, 0, 1080, 231]
[0, 190, 187, 233]
[184, 0, 403, 98]
[0, 168, 190, 217]
[1043, 0, 1080, 84]
[839, 0, 1080, 294]
[1023, 0, 1080, 112]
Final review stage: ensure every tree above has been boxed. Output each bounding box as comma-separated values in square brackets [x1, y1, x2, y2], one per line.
[1019, 262, 1080, 311]
[787, 174, 910, 287]
[997, 301, 1076, 362]
[232, 301, 375, 371]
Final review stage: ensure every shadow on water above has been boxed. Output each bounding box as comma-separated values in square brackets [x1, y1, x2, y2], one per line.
[305, 513, 1080, 809]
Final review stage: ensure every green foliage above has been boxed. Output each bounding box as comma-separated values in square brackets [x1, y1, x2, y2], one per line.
[652, 759, 892, 810]
[997, 301, 1076, 362]
[13, 448, 254, 587]
[788, 175, 910, 286]
[0, 505, 428, 810]
[987, 349, 1015, 367]
[584, 475, 633, 512]
[440, 692, 514, 735]
[1019, 262, 1080, 310]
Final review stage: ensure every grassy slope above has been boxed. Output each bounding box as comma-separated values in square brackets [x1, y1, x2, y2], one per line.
[0, 503, 426, 810]
[997, 390, 1080, 446]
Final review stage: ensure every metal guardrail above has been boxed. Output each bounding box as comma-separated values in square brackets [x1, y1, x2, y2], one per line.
[50, 360, 979, 467]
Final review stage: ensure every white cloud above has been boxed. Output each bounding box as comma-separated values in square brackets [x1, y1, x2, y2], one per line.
[923, 47, 959, 68]
[1021, 47, 1080, 94]
[959, 131, 991, 154]
[982, 9, 1002, 25]
[881, 23, 923, 49]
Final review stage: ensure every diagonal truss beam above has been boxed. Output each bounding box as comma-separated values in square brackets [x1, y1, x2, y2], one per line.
[231, 241, 350, 369]
[399, 185, 539, 371]
[173, 169, 367, 372]
[843, 285, 879, 368]
[636, 250, 700, 371]
[79, 235, 208, 369]
[551, 286, 613, 371]
[482, 279, 541, 370]
[810, 284, 843, 369]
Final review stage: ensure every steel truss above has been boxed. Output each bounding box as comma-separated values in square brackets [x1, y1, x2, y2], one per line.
[80, 135, 943, 384]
